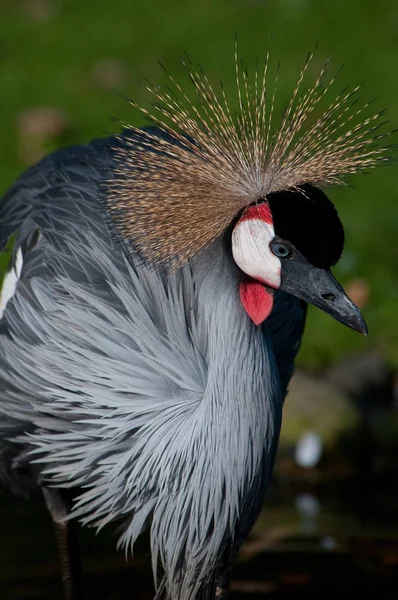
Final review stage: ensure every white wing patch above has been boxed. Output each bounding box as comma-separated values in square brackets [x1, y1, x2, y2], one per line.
[0, 247, 23, 319]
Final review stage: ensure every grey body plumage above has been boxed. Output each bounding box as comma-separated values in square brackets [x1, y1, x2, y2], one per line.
[0, 130, 305, 598]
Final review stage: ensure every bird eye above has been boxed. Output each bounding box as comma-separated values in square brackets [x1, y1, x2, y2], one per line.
[270, 241, 291, 258]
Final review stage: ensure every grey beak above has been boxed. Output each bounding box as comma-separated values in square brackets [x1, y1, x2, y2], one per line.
[280, 260, 368, 335]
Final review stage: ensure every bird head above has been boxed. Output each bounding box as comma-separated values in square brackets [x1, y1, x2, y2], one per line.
[231, 184, 366, 332]
[107, 47, 392, 333]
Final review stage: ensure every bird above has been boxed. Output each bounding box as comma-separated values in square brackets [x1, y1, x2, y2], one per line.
[0, 46, 391, 600]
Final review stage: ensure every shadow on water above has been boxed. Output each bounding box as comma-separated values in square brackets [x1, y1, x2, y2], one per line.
[1, 474, 398, 599]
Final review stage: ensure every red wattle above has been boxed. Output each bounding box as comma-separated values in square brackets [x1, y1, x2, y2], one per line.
[239, 280, 274, 325]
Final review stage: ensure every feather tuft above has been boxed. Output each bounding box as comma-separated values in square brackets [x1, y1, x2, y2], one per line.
[106, 44, 392, 266]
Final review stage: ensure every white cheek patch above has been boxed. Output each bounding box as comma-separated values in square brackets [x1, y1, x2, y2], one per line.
[232, 218, 281, 288]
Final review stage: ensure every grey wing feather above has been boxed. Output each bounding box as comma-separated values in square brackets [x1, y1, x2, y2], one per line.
[0, 136, 122, 486]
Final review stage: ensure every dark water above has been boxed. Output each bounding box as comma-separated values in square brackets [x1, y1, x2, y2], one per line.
[2, 477, 398, 599]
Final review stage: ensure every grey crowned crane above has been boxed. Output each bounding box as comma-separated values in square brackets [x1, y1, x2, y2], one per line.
[0, 48, 391, 600]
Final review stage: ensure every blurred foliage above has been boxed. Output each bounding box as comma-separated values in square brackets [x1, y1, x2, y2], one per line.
[0, 0, 397, 368]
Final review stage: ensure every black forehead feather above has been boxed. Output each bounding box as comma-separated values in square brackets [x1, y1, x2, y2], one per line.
[267, 184, 345, 268]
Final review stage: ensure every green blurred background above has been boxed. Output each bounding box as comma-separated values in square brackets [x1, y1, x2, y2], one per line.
[0, 0, 397, 370]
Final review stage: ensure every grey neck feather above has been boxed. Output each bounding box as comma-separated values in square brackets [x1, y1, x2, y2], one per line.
[144, 242, 284, 598]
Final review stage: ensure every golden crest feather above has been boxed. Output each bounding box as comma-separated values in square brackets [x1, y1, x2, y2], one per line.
[106, 44, 391, 266]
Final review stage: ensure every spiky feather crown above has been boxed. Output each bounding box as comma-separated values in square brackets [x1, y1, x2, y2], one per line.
[107, 46, 391, 267]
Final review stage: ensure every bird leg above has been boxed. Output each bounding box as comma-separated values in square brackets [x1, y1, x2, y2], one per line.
[215, 573, 230, 600]
[215, 550, 234, 600]
[42, 488, 82, 600]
